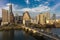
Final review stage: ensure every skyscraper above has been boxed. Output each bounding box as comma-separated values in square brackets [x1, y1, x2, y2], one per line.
[1, 4, 14, 25]
[23, 11, 31, 25]
[1, 9, 8, 25]
[8, 4, 14, 24]
[52, 14, 56, 20]
[44, 12, 50, 24]
[23, 11, 31, 20]
[44, 12, 50, 20]
[39, 13, 45, 25]
[52, 14, 56, 23]
[36, 12, 50, 25]
[36, 13, 45, 25]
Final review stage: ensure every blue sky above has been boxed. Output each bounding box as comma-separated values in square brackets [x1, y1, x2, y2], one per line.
[9, 0, 60, 8]
[0, 0, 60, 17]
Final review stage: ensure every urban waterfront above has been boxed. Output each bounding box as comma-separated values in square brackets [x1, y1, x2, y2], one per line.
[0, 0, 60, 40]
[0, 28, 60, 40]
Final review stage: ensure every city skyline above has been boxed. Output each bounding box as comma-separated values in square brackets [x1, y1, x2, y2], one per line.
[0, 1, 60, 40]
[0, 0, 60, 18]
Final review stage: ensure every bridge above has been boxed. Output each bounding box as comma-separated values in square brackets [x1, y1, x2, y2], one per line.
[0, 25, 60, 40]
[21, 26, 60, 40]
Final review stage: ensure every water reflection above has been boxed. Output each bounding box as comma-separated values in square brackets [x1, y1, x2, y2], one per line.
[14, 30, 36, 40]
[2, 30, 36, 40]
[2, 30, 14, 40]
[1, 28, 59, 40]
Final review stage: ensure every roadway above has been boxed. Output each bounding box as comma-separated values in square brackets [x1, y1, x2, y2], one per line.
[22, 26, 60, 40]
[0, 25, 60, 40]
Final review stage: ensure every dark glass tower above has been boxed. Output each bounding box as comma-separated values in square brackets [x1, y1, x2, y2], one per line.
[9, 4, 12, 14]
[52, 14, 56, 20]
[8, 4, 14, 24]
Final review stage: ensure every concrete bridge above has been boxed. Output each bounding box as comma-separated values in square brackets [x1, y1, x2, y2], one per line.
[0, 25, 60, 40]
[21, 26, 60, 40]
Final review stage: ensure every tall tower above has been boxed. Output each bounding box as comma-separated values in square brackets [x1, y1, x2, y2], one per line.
[44, 12, 50, 24]
[23, 11, 31, 25]
[23, 11, 31, 20]
[1, 4, 14, 25]
[9, 4, 12, 14]
[8, 4, 14, 24]
[52, 14, 56, 20]
[39, 13, 45, 25]
[52, 14, 56, 23]
[1, 9, 8, 25]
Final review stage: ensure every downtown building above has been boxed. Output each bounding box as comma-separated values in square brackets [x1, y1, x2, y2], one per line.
[1, 9, 8, 25]
[49, 14, 56, 24]
[36, 12, 50, 25]
[36, 13, 46, 25]
[1, 4, 14, 25]
[44, 12, 50, 24]
[15, 14, 23, 24]
[23, 11, 31, 25]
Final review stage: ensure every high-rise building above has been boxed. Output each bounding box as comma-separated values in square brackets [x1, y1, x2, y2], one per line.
[36, 13, 45, 25]
[15, 13, 23, 24]
[52, 14, 56, 24]
[52, 14, 56, 20]
[44, 12, 50, 24]
[44, 12, 50, 20]
[39, 13, 45, 25]
[15, 13, 19, 24]
[36, 15, 40, 24]
[1, 4, 14, 25]
[23, 11, 31, 25]
[1, 9, 8, 25]
[23, 11, 31, 20]
[8, 4, 14, 24]
[36, 12, 50, 25]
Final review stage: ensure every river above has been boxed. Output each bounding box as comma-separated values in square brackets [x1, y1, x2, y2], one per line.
[0, 28, 60, 40]
[0, 30, 36, 40]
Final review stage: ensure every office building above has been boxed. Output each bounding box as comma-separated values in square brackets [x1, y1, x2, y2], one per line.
[1, 9, 8, 25]
[36, 12, 50, 25]
[8, 4, 14, 24]
[23, 11, 31, 25]
[1, 4, 14, 25]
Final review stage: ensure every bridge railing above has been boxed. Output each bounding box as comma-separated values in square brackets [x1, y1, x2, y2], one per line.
[22, 26, 60, 40]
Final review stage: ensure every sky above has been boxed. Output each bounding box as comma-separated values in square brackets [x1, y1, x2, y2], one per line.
[0, 0, 60, 18]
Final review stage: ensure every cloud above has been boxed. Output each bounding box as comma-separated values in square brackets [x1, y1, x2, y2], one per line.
[47, 0, 55, 2]
[44, 1, 50, 6]
[4, 3, 19, 10]
[25, 0, 30, 4]
[52, 3, 60, 11]
[0, 3, 50, 17]
[56, 14, 60, 16]
[7, 3, 50, 17]
[0, 3, 19, 17]
[19, 4, 50, 13]
[34, 0, 40, 2]
[45, 2, 49, 4]
[50, 3, 60, 18]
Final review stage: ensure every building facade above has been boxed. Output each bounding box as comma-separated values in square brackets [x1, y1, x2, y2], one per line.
[23, 11, 31, 25]
[36, 12, 50, 25]
[39, 13, 46, 25]
[44, 12, 50, 24]
[15, 15, 23, 24]
[1, 4, 14, 25]
[8, 4, 14, 24]
[1, 9, 9, 25]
